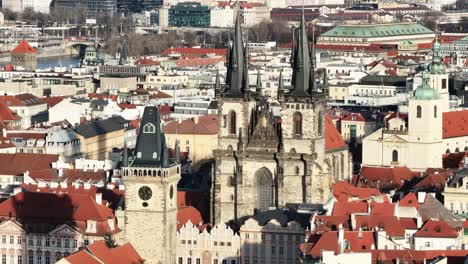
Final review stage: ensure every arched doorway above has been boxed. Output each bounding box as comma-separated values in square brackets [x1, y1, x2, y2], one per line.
[255, 168, 273, 212]
[202, 251, 212, 264]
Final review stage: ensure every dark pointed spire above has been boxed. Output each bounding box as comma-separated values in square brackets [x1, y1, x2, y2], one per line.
[256, 69, 262, 95]
[174, 139, 180, 164]
[277, 70, 285, 101]
[242, 32, 250, 100]
[131, 106, 173, 168]
[290, 6, 313, 97]
[225, 5, 247, 97]
[122, 141, 128, 167]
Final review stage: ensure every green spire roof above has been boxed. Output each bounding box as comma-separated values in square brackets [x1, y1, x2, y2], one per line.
[413, 72, 438, 100]
[321, 23, 433, 38]
[428, 39, 446, 74]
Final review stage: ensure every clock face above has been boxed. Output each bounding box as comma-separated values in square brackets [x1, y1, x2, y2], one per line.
[138, 186, 152, 201]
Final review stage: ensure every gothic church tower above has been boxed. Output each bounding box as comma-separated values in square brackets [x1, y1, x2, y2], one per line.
[211, 8, 330, 225]
[121, 106, 180, 264]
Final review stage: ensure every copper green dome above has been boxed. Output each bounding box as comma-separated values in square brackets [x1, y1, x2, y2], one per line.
[428, 56, 446, 74]
[413, 72, 438, 100]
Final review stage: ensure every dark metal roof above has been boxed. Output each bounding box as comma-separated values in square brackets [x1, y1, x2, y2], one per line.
[248, 208, 310, 228]
[359, 75, 407, 87]
[74, 116, 130, 138]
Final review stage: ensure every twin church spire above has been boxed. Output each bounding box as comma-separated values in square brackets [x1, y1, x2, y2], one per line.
[222, 5, 318, 98]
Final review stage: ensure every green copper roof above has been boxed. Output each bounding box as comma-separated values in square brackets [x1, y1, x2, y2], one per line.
[321, 23, 433, 38]
[413, 72, 438, 100]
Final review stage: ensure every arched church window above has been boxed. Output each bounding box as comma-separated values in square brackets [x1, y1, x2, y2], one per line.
[465, 146, 468, 152]
[434, 105, 437, 118]
[392, 150, 398, 162]
[446, 149, 450, 154]
[143, 123, 156, 133]
[293, 112, 302, 136]
[455, 147, 460, 153]
[229, 111, 236, 135]
[255, 168, 273, 212]
[416, 105, 422, 118]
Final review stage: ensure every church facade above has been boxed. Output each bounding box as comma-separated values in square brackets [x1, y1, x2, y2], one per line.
[362, 42, 468, 171]
[211, 10, 351, 225]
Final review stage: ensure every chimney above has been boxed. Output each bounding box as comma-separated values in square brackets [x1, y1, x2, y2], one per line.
[2, 128, 6, 138]
[193, 116, 199, 124]
[417, 192, 426, 204]
[95, 193, 102, 205]
[338, 224, 344, 254]
[58, 168, 64, 177]
[80, 116, 87, 125]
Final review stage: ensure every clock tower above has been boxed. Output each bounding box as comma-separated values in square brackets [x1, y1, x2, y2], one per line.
[121, 106, 180, 264]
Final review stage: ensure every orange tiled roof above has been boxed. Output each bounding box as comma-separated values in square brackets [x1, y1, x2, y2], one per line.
[325, 114, 347, 151]
[442, 110, 468, 139]
[415, 220, 458, 238]
[0, 153, 59, 176]
[164, 114, 218, 135]
[11, 39, 37, 54]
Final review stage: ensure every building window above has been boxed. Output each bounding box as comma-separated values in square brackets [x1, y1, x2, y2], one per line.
[392, 150, 398, 162]
[178, 257, 183, 264]
[196, 258, 200, 264]
[17, 256, 21, 264]
[417, 105, 422, 118]
[45, 237, 50, 247]
[188, 258, 192, 264]
[73, 239, 78, 248]
[8, 236, 13, 244]
[28, 237, 33, 246]
[36, 237, 41, 246]
[27, 255, 32, 264]
[442, 79, 447, 89]
[37, 255, 41, 264]
[45, 256, 50, 264]
[318, 112, 323, 136]
[255, 168, 273, 212]
[17, 236, 21, 245]
[84, 239, 89, 246]
[57, 238, 62, 247]
[229, 111, 236, 135]
[425, 241, 431, 248]
[279, 247, 284, 256]
[214, 260, 218, 264]
[434, 105, 437, 118]
[271, 246, 276, 255]
[293, 112, 302, 136]
[64, 238, 70, 248]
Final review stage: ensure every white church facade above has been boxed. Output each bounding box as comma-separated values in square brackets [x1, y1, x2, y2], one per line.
[362, 43, 468, 171]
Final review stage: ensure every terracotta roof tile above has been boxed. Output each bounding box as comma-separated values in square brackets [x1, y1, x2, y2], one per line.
[325, 114, 347, 151]
[11, 39, 37, 54]
[359, 166, 417, 190]
[161, 47, 227, 57]
[0, 94, 44, 107]
[415, 220, 458, 238]
[355, 215, 404, 237]
[41, 96, 69, 108]
[0, 153, 59, 176]
[164, 114, 218, 135]
[443, 110, 468, 139]
[27, 168, 105, 183]
[303, 231, 375, 258]
[370, 203, 395, 216]
[332, 181, 381, 202]
[332, 201, 368, 216]
[0, 102, 21, 122]
[398, 192, 419, 208]
[63, 250, 101, 264]
[177, 206, 203, 230]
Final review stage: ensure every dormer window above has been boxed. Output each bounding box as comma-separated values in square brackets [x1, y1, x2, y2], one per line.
[86, 220, 97, 233]
[143, 123, 156, 134]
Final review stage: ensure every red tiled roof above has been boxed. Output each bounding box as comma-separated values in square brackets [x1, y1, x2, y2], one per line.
[164, 115, 218, 135]
[177, 206, 203, 230]
[161, 47, 227, 58]
[118, 103, 137, 110]
[0, 102, 21, 122]
[6, 132, 47, 140]
[325, 114, 347, 151]
[332, 201, 368, 216]
[443, 110, 468, 139]
[413, 172, 448, 191]
[41, 96, 69, 108]
[341, 113, 367, 122]
[0, 192, 116, 236]
[370, 249, 468, 262]
[0, 94, 44, 107]
[64, 250, 101, 264]
[80, 240, 144, 264]
[415, 220, 458, 238]
[0, 153, 59, 176]
[398, 192, 419, 208]
[399, 218, 418, 230]
[359, 166, 417, 190]
[303, 231, 375, 258]
[149, 90, 172, 99]
[11, 39, 37, 54]
[370, 203, 395, 216]
[332, 181, 381, 202]
[134, 57, 160, 66]
[355, 215, 404, 237]
[110, 243, 145, 264]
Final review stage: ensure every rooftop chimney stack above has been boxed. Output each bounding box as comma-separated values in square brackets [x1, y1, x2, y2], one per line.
[338, 224, 344, 254]
[95, 193, 102, 205]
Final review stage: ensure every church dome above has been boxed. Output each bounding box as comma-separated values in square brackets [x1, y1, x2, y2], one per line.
[85, 46, 97, 53]
[413, 72, 438, 100]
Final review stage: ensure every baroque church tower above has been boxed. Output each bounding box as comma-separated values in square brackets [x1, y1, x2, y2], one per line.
[121, 106, 180, 264]
[211, 9, 333, 225]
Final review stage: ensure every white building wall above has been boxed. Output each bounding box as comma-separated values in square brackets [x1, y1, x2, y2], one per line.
[414, 237, 460, 250]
